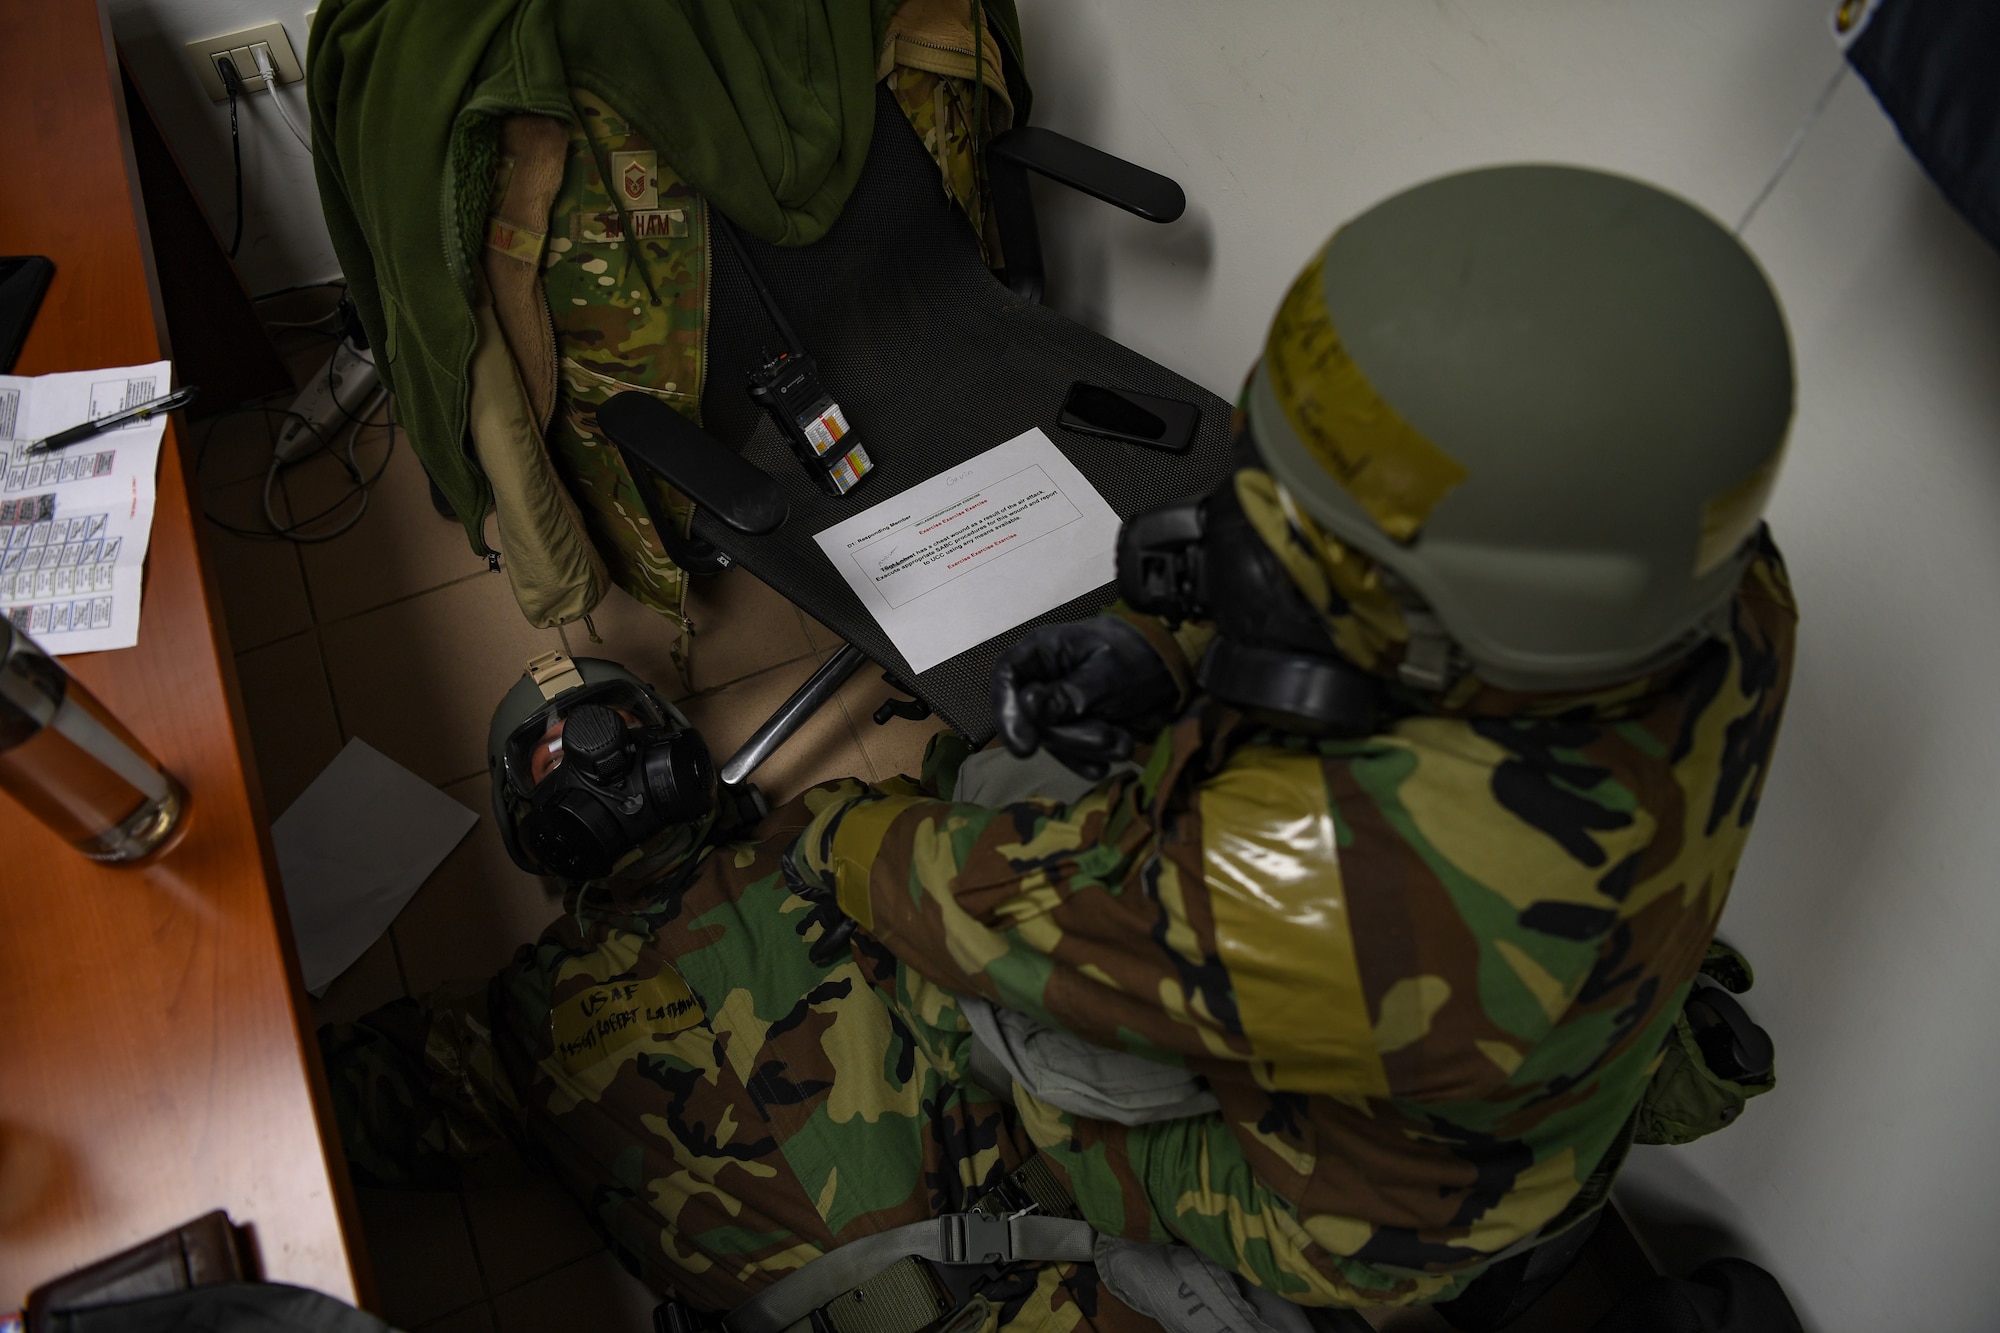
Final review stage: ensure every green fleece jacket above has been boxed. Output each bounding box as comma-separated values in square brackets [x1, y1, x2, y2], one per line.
[308, 0, 1026, 553]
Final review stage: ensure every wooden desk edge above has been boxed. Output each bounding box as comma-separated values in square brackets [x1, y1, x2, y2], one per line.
[0, 0, 374, 1307]
[101, 7, 378, 1304]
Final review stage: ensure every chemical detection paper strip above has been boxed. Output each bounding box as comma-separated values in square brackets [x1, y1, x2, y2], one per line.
[0, 360, 173, 654]
[814, 428, 1121, 674]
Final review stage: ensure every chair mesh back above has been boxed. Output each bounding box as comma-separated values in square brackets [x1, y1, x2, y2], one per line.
[699, 85, 1237, 742]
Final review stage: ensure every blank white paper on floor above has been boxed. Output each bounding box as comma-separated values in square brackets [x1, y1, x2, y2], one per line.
[273, 738, 480, 995]
[813, 428, 1122, 673]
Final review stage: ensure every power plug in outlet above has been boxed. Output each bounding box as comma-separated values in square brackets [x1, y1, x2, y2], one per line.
[186, 22, 304, 101]
[274, 340, 381, 465]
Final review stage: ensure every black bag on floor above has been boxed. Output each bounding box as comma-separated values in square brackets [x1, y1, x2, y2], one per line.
[1586, 1258, 1802, 1333]
[46, 1285, 399, 1333]
[1435, 1209, 1604, 1331]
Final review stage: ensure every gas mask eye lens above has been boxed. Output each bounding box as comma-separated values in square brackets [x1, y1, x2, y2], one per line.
[560, 704, 631, 782]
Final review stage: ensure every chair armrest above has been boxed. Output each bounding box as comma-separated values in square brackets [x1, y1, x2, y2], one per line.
[988, 128, 1186, 223]
[597, 391, 787, 536]
[985, 128, 1186, 304]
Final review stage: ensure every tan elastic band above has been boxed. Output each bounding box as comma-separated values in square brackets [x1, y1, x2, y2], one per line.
[526, 649, 584, 701]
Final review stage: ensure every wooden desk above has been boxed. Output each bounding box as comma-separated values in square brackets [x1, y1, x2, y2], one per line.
[0, 0, 367, 1307]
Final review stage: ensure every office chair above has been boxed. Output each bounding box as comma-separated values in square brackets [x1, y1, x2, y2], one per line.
[605, 84, 1240, 786]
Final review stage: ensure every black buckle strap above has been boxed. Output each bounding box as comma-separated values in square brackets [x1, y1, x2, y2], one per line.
[808, 1197, 1038, 1333]
[970, 1156, 1081, 1222]
[732, 1153, 1088, 1333]
[939, 1211, 1018, 1266]
[655, 1296, 723, 1333]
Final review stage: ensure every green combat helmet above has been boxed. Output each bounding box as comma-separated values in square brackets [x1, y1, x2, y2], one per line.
[1247, 164, 1794, 692]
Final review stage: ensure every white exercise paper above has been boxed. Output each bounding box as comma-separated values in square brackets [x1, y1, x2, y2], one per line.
[813, 428, 1121, 673]
[273, 738, 480, 995]
[0, 360, 173, 654]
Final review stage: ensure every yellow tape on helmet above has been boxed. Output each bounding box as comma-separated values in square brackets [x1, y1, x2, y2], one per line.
[1263, 250, 1468, 542]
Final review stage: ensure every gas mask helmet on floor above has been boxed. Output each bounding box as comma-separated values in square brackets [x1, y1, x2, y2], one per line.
[490, 653, 714, 881]
[1116, 473, 1384, 735]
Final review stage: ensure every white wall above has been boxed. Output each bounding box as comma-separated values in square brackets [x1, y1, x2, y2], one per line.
[111, 0, 335, 296]
[1012, 2, 2000, 1328]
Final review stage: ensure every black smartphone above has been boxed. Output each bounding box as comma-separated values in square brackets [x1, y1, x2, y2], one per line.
[1058, 381, 1199, 453]
[0, 256, 55, 374]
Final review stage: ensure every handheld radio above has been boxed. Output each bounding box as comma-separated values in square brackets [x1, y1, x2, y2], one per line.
[746, 351, 875, 496]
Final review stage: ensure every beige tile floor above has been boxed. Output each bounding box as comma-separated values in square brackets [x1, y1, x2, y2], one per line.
[199, 333, 945, 1331]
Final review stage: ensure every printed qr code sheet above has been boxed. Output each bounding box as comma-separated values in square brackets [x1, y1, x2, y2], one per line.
[1, 509, 121, 599]
[0, 360, 170, 654]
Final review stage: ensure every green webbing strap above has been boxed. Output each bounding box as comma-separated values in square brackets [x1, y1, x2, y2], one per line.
[996, 1155, 1079, 1221]
[820, 1257, 953, 1333]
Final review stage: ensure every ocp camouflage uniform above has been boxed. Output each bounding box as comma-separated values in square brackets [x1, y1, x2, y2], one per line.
[793, 466, 1799, 1307]
[887, 66, 999, 265]
[526, 89, 709, 625]
[878, 0, 1017, 265]
[322, 778, 1156, 1333]
[489, 10, 1012, 639]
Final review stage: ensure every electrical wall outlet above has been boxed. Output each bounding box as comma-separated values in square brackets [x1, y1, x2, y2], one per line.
[186, 22, 303, 102]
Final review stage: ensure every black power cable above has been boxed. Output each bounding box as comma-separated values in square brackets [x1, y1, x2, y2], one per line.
[217, 55, 245, 259]
[710, 213, 805, 357]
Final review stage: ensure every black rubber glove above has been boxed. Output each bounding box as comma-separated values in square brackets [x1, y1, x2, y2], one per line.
[991, 617, 1180, 780]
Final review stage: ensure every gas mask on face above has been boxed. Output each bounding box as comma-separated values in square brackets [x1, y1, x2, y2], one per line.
[1116, 473, 1384, 735]
[490, 653, 715, 881]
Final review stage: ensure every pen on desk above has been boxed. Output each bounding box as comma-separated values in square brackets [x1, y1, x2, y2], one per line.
[23, 384, 200, 455]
